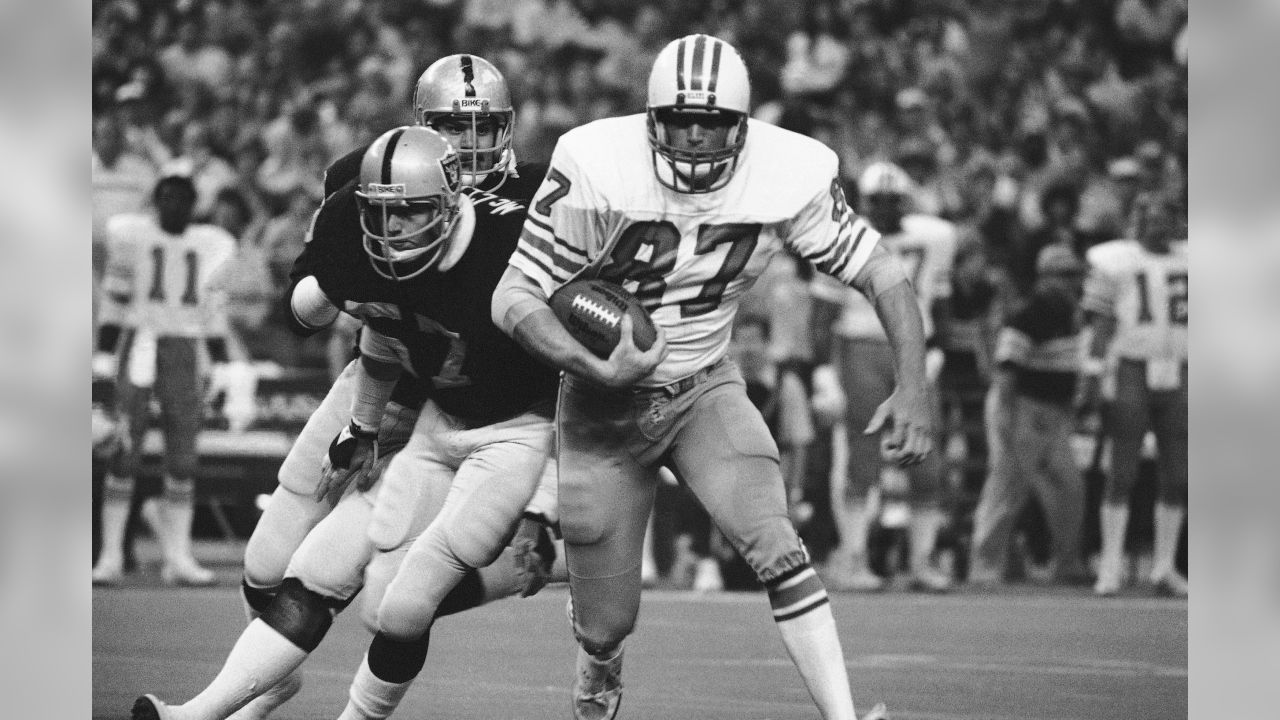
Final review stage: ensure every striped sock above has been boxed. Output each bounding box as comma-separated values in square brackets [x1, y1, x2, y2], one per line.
[768, 564, 856, 720]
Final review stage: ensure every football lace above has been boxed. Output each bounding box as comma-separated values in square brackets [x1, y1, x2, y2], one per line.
[571, 294, 621, 328]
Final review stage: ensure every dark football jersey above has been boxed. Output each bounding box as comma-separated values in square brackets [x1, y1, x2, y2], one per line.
[287, 162, 556, 426]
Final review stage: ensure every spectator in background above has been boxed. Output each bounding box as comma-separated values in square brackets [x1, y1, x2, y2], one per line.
[257, 105, 330, 209]
[780, 1, 851, 106]
[93, 112, 156, 278]
[1077, 155, 1144, 248]
[158, 16, 234, 103]
[969, 244, 1089, 587]
[1016, 181, 1084, 296]
[180, 121, 240, 221]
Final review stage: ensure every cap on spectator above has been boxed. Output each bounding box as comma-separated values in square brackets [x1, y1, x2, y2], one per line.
[1108, 157, 1141, 179]
[896, 87, 928, 110]
[1036, 244, 1084, 276]
[159, 157, 196, 180]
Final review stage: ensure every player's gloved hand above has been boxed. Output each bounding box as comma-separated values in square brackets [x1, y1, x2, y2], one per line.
[511, 512, 557, 597]
[601, 314, 669, 389]
[315, 421, 380, 504]
[865, 385, 932, 467]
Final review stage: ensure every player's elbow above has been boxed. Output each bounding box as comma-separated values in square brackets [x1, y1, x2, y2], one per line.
[287, 275, 339, 336]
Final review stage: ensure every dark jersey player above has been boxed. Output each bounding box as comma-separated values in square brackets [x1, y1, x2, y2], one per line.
[133, 58, 561, 720]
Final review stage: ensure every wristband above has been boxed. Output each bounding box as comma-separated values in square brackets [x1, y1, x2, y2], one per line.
[349, 420, 379, 440]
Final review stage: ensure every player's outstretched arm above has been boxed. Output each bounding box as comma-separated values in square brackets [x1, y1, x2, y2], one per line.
[493, 266, 666, 388]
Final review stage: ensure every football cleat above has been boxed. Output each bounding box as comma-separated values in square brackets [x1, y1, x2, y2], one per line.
[573, 645, 624, 720]
[91, 558, 125, 586]
[1093, 555, 1124, 597]
[160, 557, 217, 587]
[1151, 571, 1188, 598]
[861, 701, 891, 720]
[908, 567, 954, 593]
[131, 694, 175, 720]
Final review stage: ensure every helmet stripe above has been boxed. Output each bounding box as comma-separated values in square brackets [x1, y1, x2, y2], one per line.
[707, 39, 722, 94]
[689, 34, 707, 91]
[459, 54, 476, 97]
[675, 38, 686, 91]
[381, 128, 406, 184]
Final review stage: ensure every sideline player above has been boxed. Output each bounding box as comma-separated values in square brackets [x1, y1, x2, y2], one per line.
[1079, 190, 1188, 597]
[93, 168, 239, 587]
[132, 127, 560, 720]
[207, 55, 557, 720]
[822, 161, 958, 593]
[493, 34, 927, 720]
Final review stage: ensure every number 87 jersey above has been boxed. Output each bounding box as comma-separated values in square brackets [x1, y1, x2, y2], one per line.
[511, 114, 881, 386]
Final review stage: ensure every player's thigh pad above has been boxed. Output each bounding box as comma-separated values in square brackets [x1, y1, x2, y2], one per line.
[243, 485, 335, 589]
[422, 412, 552, 568]
[277, 360, 359, 496]
[365, 407, 457, 552]
[673, 379, 808, 584]
[360, 544, 411, 632]
[285, 489, 377, 601]
[556, 376, 653, 558]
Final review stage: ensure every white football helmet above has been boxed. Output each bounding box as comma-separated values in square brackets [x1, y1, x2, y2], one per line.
[357, 126, 462, 281]
[647, 34, 750, 193]
[857, 161, 916, 234]
[413, 54, 515, 189]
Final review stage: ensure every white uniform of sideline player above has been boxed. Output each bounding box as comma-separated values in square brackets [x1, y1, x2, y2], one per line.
[93, 170, 238, 588]
[1079, 190, 1188, 597]
[493, 34, 928, 720]
[819, 161, 958, 593]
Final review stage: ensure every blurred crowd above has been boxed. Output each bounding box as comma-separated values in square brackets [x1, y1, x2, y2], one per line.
[92, 0, 1188, 590]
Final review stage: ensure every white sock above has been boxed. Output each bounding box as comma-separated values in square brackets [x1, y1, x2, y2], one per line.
[176, 619, 308, 720]
[1097, 502, 1130, 573]
[95, 494, 131, 569]
[832, 501, 873, 571]
[336, 653, 415, 720]
[908, 507, 945, 574]
[1150, 502, 1186, 579]
[769, 566, 855, 720]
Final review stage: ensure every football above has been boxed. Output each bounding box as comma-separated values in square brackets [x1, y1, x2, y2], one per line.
[549, 279, 657, 359]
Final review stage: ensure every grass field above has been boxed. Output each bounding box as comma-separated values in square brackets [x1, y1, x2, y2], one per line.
[93, 553, 1185, 720]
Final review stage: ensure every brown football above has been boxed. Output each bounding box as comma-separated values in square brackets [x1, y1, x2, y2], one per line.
[549, 279, 657, 359]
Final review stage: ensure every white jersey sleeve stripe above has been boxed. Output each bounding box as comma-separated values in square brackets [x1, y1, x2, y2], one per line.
[525, 214, 589, 259]
[518, 223, 588, 275]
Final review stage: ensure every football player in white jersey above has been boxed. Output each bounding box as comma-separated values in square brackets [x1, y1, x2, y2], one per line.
[821, 161, 958, 593]
[1079, 190, 1188, 597]
[493, 34, 929, 720]
[92, 169, 238, 587]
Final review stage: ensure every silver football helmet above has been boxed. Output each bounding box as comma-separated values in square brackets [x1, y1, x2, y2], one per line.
[646, 34, 751, 194]
[413, 54, 515, 189]
[356, 126, 462, 281]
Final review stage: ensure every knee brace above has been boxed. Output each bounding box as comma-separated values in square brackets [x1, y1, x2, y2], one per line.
[260, 577, 345, 652]
[242, 579, 277, 616]
[367, 631, 431, 684]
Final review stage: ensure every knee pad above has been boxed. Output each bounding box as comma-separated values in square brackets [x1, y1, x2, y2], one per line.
[242, 579, 277, 615]
[260, 577, 343, 652]
[367, 631, 431, 685]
